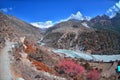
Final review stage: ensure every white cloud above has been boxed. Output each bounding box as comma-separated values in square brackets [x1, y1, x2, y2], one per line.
[0, 8, 12, 13]
[106, 0, 120, 17]
[31, 11, 91, 29]
[31, 21, 54, 28]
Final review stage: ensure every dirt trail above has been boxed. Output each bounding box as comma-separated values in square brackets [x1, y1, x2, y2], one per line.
[0, 39, 14, 80]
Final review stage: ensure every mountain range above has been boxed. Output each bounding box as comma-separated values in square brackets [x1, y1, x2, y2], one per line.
[43, 13, 120, 54]
[1, 12, 120, 55]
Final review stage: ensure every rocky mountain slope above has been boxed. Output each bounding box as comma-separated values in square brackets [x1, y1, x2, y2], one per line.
[43, 13, 120, 54]
[0, 12, 42, 49]
[90, 13, 120, 32]
[0, 12, 66, 80]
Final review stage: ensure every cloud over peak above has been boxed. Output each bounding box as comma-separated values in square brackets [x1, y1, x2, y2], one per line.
[31, 21, 54, 28]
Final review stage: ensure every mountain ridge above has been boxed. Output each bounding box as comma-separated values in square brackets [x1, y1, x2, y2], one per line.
[0, 12, 43, 49]
[43, 13, 120, 55]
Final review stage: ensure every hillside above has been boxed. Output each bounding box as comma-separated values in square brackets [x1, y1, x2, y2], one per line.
[90, 13, 120, 33]
[0, 12, 42, 48]
[43, 13, 120, 54]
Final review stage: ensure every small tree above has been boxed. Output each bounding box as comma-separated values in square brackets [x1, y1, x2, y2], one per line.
[56, 59, 85, 76]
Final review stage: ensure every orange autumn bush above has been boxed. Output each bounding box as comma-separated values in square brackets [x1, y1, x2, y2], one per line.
[29, 58, 57, 75]
[32, 60, 51, 72]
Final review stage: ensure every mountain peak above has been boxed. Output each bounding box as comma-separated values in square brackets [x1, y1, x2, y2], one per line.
[69, 11, 91, 21]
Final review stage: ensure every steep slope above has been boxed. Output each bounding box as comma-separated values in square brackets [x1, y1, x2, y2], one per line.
[43, 14, 120, 54]
[90, 13, 120, 33]
[43, 20, 93, 47]
[111, 13, 120, 32]
[0, 12, 42, 49]
[44, 29, 120, 54]
[0, 12, 67, 80]
[90, 15, 113, 29]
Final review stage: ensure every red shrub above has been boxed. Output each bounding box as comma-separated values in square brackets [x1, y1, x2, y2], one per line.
[87, 69, 100, 80]
[56, 59, 85, 76]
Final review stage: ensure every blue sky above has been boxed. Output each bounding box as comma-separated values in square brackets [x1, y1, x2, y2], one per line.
[0, 0, 120, 28]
